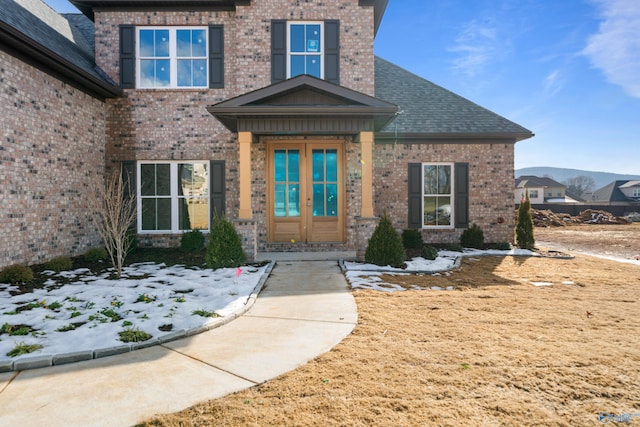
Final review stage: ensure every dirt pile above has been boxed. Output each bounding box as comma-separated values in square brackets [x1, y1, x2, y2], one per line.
[529, 209, 628, 227]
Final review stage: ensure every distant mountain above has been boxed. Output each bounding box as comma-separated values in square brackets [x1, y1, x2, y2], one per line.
[515, 167, 640, 190]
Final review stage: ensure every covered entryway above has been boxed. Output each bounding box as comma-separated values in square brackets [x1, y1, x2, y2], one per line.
[267, 140, 345, 243]
[206, 75, 398, 258]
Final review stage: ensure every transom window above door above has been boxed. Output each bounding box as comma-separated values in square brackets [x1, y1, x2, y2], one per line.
[287, 22, 323, 79]
[137, 27, 208, 88]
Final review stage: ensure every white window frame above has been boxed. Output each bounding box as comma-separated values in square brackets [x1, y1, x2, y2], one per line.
[287, 21, 324, 79]
[136, 26, 209, 89]
[422, 162, 454, 229]
[137, 161, 210, 234]
[529, 189, 539, 199]
[633, 188, 640, 198]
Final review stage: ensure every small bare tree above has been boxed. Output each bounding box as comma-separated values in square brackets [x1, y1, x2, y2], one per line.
[90, 168, 136, 278]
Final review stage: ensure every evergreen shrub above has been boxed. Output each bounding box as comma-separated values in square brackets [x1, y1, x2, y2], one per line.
[421, 245, 439, 261]
[0, 265, 34, 284]
[460, 223, 484, 249]
[516, 193, 535, 249]
[206, 215, 246, 269]
[364, 212, 406, 268]
[84, 247, 108, 262]
[401, 229, 423, 249]
[180, 229, 205, 253]
[45, 256, 73, 272]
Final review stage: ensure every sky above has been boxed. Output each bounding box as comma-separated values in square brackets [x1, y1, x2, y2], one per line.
[43, 0, 640, 175]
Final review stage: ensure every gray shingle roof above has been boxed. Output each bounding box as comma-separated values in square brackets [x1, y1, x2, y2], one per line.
[0, 0, 118, 97]
[516, 176, 565, 189]
[375, 56, 533, 140]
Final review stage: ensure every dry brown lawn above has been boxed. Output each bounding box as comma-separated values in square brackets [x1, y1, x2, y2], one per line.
[140, 226, 640, 427]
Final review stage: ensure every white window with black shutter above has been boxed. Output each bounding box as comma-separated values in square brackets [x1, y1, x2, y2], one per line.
[408, 162, 469, 229]
[271, 20, 340, 85]
[119, 25, 224, 89]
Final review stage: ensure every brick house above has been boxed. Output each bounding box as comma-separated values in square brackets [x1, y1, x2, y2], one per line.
[0, 0, 533, 268]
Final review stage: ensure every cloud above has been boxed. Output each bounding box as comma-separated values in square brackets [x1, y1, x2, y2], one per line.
[583, 0, 640, 98]
[543, 69, 564, 97]
[449, 20, 506, 77]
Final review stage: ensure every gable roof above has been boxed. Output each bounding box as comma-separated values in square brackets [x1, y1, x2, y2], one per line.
[374, 56, 533, 142]
[516, 176, 565, 189]
[592, 180, 640, 202]
[0, 0, 120, 99]
[207, 74, 398, 133]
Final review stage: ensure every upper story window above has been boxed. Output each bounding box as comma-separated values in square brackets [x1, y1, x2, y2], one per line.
[633, 188, 640, 197]
[137, 27, 208, 89]
[287, 22, 323, 79]
[529, 189, 539, 199]
[422, 163, 454, 228]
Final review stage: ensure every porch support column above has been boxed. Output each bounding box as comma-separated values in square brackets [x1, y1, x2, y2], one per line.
[359, 131, 374, 217]
[238, 131, 253, 219]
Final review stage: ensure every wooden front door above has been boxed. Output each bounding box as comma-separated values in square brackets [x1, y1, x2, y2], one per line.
[267, 141, 345, 243]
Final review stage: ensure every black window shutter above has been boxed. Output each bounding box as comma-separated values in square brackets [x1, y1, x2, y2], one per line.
[407, 163, 422, 229]
[271, 20, 287, 83]
[210, 160, 226, 220]
[121, 161, 137, 230]
[209, 25, 224, 88]
[454, 163, 469, 229]
[324, 20, 340, 85]
[119, 25, 135, 89]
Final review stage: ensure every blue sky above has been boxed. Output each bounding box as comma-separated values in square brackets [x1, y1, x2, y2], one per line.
[44, 0, 640, 174]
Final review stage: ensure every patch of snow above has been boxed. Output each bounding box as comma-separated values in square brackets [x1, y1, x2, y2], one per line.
[0, 263, 268, 364]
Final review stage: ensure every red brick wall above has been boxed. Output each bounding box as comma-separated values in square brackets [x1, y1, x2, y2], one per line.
[0, 51, 107, 268]
[94, 1, 376, 255]
[373, 142, 516, 244]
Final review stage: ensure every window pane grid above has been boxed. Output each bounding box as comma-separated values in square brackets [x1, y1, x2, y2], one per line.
[422, 164, 453, 227]
[139, 162, 210, 233]
[138, 27, 208, 89]
[273, 150, 300, 218]
[288, 22, 323, 79]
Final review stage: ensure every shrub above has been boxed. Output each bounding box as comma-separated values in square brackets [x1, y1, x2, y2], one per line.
[0, 264, 34, 284]
[45, 256, 73, 272]
[494, 242, 512, 250]
[445, 243, 463, 252]
[206, 215, 247, 269]
[516, 193, 535, 249]
[84, 247, 108, 262]
[401, 229, 423, 249]
[119, 328, 152, 343]
[180, 229, 205, 253]
[460, 223, 484, 249]
[364, 212, 406, 268]
[421, 245, 439, 260]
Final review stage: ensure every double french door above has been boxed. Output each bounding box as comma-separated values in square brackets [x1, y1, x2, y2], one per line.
[267, 141, 345, 243]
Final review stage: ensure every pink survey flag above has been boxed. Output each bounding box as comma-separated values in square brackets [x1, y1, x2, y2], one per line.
[235, 267, 242, 277]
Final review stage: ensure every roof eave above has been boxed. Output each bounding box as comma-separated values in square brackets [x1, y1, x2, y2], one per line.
[374, 131, 535, 143]
[0, 22, 121, 99]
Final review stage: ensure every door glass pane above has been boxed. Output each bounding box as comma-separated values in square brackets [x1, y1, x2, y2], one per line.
[326, 150, 337, 181]
[313, 184, 324, 216]
[288, 184, 300, 217]
[274, 184, 286, 217]
[326, 184, 338, 217]
[274, 150, 286, 182]
[288, 151, 300, 182]
[312, 150, 324, 181]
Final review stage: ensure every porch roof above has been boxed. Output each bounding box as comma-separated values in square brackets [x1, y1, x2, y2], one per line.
[207, 75, 399, 134]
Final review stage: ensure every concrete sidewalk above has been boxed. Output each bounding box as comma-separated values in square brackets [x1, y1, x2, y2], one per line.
[0, 260, 357, 427]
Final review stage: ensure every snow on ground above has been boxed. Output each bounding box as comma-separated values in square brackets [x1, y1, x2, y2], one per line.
[344, 248, 536, 292]
[0, 263, 268, 363]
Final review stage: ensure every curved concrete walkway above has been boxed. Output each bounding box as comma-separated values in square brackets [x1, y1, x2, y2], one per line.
[0, 260, 357, 427]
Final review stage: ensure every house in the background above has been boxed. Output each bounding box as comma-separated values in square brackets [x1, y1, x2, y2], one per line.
[1, 0, 533, 269]
[515, 176, 579, 204]
[589, 180, 640, 207]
